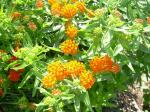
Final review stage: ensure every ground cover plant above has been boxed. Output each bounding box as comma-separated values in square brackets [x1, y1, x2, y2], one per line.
[0, 0, 150, 112]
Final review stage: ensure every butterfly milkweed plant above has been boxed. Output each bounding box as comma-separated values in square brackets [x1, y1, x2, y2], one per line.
[0, 0, 150, 112]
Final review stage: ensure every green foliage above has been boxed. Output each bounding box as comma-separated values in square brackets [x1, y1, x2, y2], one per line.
[0, 0, 150, 112]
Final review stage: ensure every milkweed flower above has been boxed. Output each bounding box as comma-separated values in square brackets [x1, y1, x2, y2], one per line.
[36, 0, 44, 9]
[89, 55, 113, 73]
[112, 10, 122, 18]
[52, 89, 61, 96]
[12, 12, 21, 20]
[47, 61, 68, 80]
[89, 56, 102, 73]
[51, 3, 62, 16]
[60, 40, 78, 55]
[101, 55, 113, 71]
[8, 69, 21, 82]
[28, 22, 37, 31]
[61, 4, 78, 19]
[42, 74, 56, 88]
[65, 24, 78, 39]
[111, 63, 120, 74]
[80, 71, 95, 90]
[64, 60, 85, 77]
[76, 1, 86, 13]
[134, 18, 144, 24]
[147, 17, 150, 24]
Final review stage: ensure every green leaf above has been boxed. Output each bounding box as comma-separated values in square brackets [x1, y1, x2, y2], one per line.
[32, 78, 40, 97]
[18, 71, 33, 89]
[128, 62, 135, 73]
[48, 47, 61, 52]
[83, 92, 94, 112]
[39, 88, 51, 96]
[12, 62, 29, 71]
[74, 98, 80, 112]
[113, 44, 123, 56]
[101, 30, 113, 49]
[61, 94, 75, 100]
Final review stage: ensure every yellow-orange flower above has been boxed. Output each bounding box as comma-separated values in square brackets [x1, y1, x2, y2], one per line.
[12, 12, 21, 20]
[48, 0, 55, 5]
[60, 40, 78, 55]
[76, 1, 86, 13]
[51, 3, 62, 16]
[80, 71, 95, 89]
[52, 89, 61, 96]
[111, 63, 120, 74]
[65, 25, 78, 39]
[42, 74, 56, 88]
[36, 0, 44, 8]
[47, 61, 68, 80]
[147, 17, 150, 24]
[64, 60, 85, 77]
[89, 55, 113, 73]
[61, 4, 78, 19]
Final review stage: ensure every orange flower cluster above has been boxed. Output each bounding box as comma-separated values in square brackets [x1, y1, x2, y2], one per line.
[134, 18, 144, 24]
[147, 17, 150, 24]
[64, 60, 85, 77]
[51, 3, 62, 16]
[28, 22, 37, 31]
[80, 71, 95, 89]
[48, 0, 87, 18]
[60, 40, 78, 55]
[42, 60, 95, 89]
[76, 1, 86, 13]
[65, 25, 78, 39]
[36, 0, 44, 9]
[52, 89, 62, 96]
[47, 61, 68, 80]
[89, 55, 120, 74]
[61, 4, 78, 19]
[42, 74, 56, 88]
[111, 63, 120, 74]
[12, 12, 21, 20]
